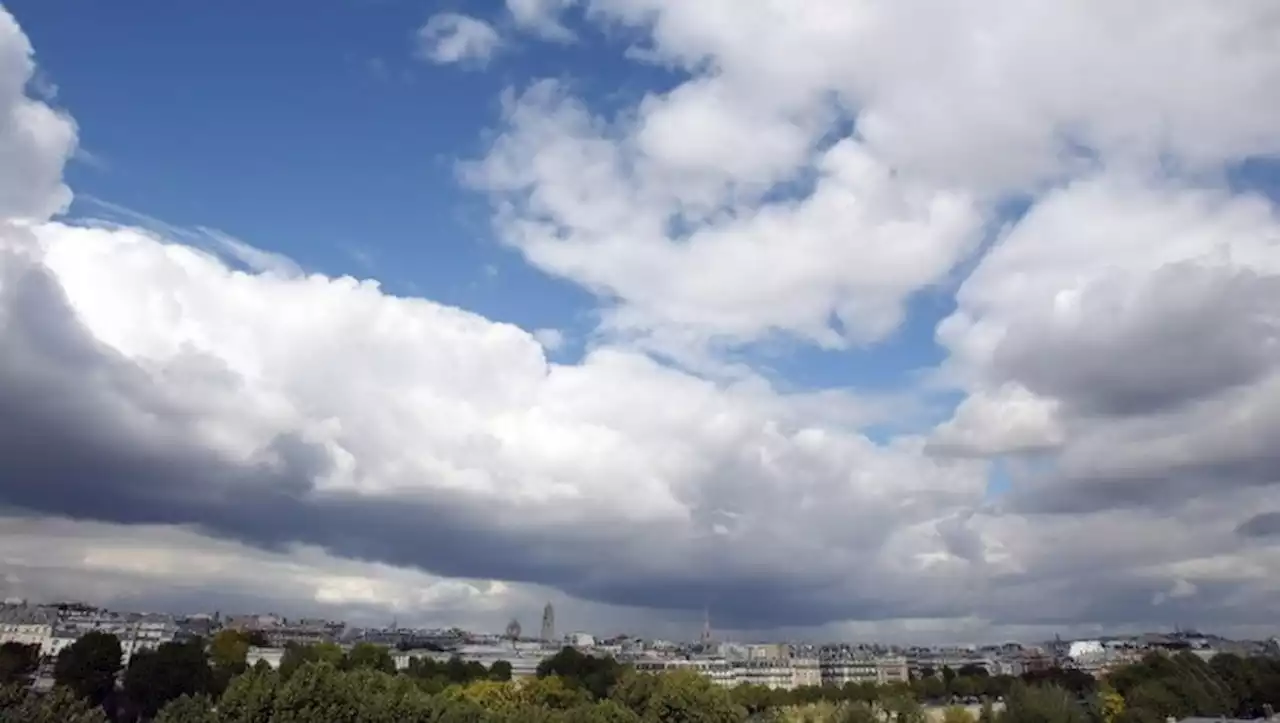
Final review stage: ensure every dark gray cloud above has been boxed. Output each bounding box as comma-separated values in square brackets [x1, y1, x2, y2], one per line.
[1237, 512, 1280, 538]
[0, 246, 967, 629]
[994, 263, 1280, 418]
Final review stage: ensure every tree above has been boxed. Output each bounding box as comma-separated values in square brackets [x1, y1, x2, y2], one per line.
[278, 642, 345, 681]
[561, 700, 644, 723]
[538, 647, 625, 700]
[1002, 684, 1089, 723]
[618, 670, 745, 723]
[344, 642, 395, 674]
[0, 684, 109, 723]
[883, 695, 926, 723]
[124, 639, 215, 720]
[0, 643, 39, 685]
[490, 660, 513, 681]
[154, 694, 216, 723]
[942, 706, 977, 723]
[54, 631, 123, 707]
[208, 631, 250, 675]
[1094, 683, 1125, 723]
[835, 701, 879, 723]
[523, 675, 591, 709]
[269, 662, 362, 723]
[214, 664, 278, 723]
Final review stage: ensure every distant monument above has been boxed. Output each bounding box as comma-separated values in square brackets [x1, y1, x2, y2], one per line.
[540, 602, 556, 643]
[700, 605, 713, 646]
[505, 617, 522, 648]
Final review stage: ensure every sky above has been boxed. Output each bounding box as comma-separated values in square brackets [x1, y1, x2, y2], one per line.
[1, 0, 1280, 645]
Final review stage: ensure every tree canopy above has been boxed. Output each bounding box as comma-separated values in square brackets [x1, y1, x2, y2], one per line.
[54, 631, 123, 707]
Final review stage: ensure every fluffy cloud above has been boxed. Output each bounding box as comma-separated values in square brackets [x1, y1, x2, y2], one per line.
[936, 176, 1280, 517]
[467, 82, 982, 355]
[506, 0, 577, 42]
[468, 0, 1280, 358]
[464, 0, 1280, 633]
[0, 8, 75, 220]
[4, 0, 1280, 640]
[416, 13, 502, 67]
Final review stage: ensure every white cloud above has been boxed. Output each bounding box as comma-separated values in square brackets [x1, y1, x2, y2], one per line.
[0, 8, 76, 221]
[416, 13, 503, 67]
[468, 0, 1280, 358]
[928, 384, 1064, 458]
[467, 82, 982, 355]
[506, 0, 577, 42]
[532, 327, 566, 351]
[4, 1, 1280, 638]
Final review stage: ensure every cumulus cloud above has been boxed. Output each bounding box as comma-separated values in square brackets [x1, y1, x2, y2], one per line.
[467, 0, 1280, 357]
[4, 0, 1280, 639]
[0, 8, 76, 220]
[506, 0, 577, 42]
[416, 13, 502, 67]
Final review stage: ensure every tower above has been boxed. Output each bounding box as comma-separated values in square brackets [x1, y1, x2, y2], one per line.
[541, 602, 555, 643]
[700, 605, 713, 646]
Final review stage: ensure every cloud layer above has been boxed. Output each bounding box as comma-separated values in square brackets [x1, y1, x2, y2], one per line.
[416, 13, 502, 67]
[3, 1, 1280, 639]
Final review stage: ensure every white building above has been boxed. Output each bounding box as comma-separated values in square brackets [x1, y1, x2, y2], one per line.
[734, 659, 794, 689]
[790, 657, 821, 688]
[632, 657, 738, 688]
[0, 620, 53, 651]
[821, 655, 910, 686]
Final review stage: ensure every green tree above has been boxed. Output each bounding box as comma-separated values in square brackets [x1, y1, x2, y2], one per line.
[0, 684, 109, 723]
[344, 642, 395, 674]
[278, 642, 345, 680]
[1002, 684, 1089, 723]
[0, 643, 39, 685]
[124, 639, 215, 720]
[214, 663, 279, 723]
[942, 706, 977, 723]
[208, 631, 250, 675]
[1125, 680, 1184, 720]
[883, 695, 925, 723]
[1094, 683, 1125, 723]
[154, 694, 216, 723]
[270, 662, 361, 723]
[490, 660, 513, 681]
[835, 701, 879, 723]
[625, 670, 745, 723]
[54, 631, 123, 707]
[523, 675, 591, 709]
[538, 647, 625, 700]
[561, 700, 645, 723]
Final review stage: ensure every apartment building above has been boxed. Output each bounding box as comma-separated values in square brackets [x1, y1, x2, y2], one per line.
[0, 610, 54, 650]
[632, 657, 738, 688]
[734, 659, 794, 689]
[821, 654, 910, 686]
[791, 657, 821, 688]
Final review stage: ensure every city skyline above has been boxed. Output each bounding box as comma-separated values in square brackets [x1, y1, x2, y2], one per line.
[1, 0, 1279, 644]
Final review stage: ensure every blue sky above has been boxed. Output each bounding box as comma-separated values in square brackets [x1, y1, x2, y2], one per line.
[7, 0, 946, 394]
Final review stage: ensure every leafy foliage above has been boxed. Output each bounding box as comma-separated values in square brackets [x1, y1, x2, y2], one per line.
[124, 639, 216, 720]
[0, 684, 109, 723]
[54, 631, 123, 707]
[154, 694, 217, 723]
[537, 647, 625, 700]
[0, 643, 39, 685]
